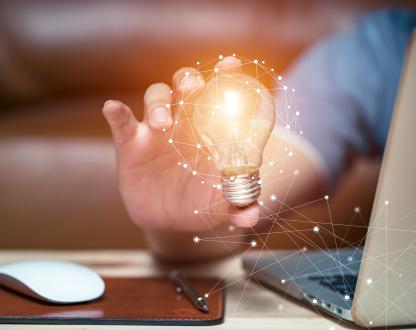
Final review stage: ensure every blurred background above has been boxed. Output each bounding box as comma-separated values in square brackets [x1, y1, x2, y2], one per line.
[1, 0, 415, 250]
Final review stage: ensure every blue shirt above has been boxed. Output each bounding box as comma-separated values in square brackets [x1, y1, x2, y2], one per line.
[279, 9, 416, 186]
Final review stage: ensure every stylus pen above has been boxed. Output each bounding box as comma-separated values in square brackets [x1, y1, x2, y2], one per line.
[169, 270, 209, 313]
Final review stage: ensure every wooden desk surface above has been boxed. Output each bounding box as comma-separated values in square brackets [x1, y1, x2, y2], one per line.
[0, 250, 351, 330]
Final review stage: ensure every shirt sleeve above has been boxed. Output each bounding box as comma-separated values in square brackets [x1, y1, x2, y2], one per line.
[275, 8, 416, 188]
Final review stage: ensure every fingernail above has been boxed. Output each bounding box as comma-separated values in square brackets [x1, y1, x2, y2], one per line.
[180, 75, 200, 88]
[104, 100, 115, 106]
[152, 107, 169, 123]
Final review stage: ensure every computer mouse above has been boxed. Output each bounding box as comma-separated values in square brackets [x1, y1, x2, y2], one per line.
[0, 260, 105, 304]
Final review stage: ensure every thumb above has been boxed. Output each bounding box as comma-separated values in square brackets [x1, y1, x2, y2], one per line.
[209, 189, 260, 228]
[229, 204, 260, 228]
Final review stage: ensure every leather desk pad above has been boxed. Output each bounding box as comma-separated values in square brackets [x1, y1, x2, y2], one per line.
[0, 277, 225, 326]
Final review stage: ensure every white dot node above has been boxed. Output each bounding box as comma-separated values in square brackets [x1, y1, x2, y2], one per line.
[295, 111, 300, 116]
[207, 156, 211, 160]
[232, 53, 236, 57]
[369, 321, 373, 325]
[281, 279, 286, 284]
[344, 294, 350, 301]
[302, 246, 308, 252]
[329, 327, 335, 330]
[288, 151, 293, 157]
[168, 138, 173, 144]
[283, 85, 288, 90]
[193, 236, 200, 243]
[177, 162, 182, 166]
[253, 59, 258, 64]
[313, 226, 320, 233]
[366, 278, 372, 285]
[312, 298, 318, 305]
[270, 194, 277, 201]
[300, 130, 304, 135]
[228, 224, 235, 232]
[201, 180, 205, 184]
[258, 200, 264, 206]
[384, 200, 389, 205]
[324, 195, 329, 200]
[257, 180, 262, 185]
[196, 144, 201, 149]
[214, 67, 219, 72]
[219, 54, 224, 59]
[183, 164, 188, 168]
[279, 169, 283, 173]
[169, 90, 173, 94]
[294, 169, 299, 176]
[354, 206, 361, 213]
[286, 124, 290, 130]
[192, 170, 197, 175]
[256, 88, 261, 93]
[277, 303, 284, 311]
[287, 105, 291, 109]
[184, 71, 190, 76]
[261, 60, 265, 64]
[271, 68, 275, 72]
[179, 100, 184, 105]
[250, 240, 257, 247]
[278, 75, 282, 80]
[292, 88, 296, 92]
[204, 293, 209, 298]
[174, 120, 178, 124]
[269, 161, 274, 166]
[347, 256, 353, 262]
[399, 273, 403, 278]
[196, 61, 200, 65]
[165, 103, 171, 108]
[216, 184, 222, 190]
[162, 128, 166, 132]
[193, 209, 198, 214]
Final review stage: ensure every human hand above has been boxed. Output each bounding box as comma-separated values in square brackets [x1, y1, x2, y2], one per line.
[103, 56, 259, 233]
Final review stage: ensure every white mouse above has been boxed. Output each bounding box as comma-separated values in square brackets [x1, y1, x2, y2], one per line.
[0, 260, 105, 304]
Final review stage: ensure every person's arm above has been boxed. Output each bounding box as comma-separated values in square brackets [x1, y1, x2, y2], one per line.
[104, 9, 415, 262]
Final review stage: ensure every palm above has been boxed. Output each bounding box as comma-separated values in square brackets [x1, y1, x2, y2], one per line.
[118, 122, 223, 232]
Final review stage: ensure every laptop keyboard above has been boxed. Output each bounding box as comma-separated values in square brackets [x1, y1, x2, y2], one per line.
[308, 274, 358, 298]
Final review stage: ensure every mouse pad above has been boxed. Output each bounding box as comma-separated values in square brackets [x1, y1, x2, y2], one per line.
[0, 277, 225, 326]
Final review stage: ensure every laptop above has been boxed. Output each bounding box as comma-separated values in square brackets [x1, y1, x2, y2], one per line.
[243, 31, 416, 327]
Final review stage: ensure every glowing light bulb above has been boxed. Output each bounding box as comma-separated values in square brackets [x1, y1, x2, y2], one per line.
[193, 71, 275, 207]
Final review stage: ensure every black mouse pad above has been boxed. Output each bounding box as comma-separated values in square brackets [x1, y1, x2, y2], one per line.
[0, 277, 225, 326]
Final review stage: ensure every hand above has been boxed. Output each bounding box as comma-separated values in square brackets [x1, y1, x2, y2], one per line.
[103, 56, 259, 233]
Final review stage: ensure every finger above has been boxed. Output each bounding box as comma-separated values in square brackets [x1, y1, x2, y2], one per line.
[215, 56, 243, 74]
[102, 100, 138, 149]
[172, 67, 204, 102]
[144, 83, 173, 129]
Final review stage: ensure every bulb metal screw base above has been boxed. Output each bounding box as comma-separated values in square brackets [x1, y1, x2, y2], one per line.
[222, 170, 261, 208]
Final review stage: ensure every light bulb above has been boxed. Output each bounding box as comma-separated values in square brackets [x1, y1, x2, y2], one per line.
[193, 71, 275, 207]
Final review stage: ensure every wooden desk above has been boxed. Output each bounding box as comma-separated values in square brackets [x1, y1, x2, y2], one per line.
[0, 250, 351, 329]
